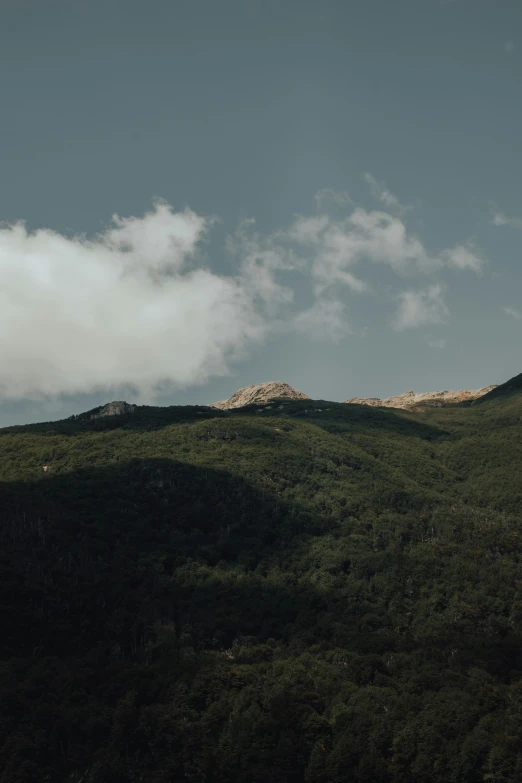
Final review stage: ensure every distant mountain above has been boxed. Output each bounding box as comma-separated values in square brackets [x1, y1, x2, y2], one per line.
[344, 385, 497, 410]
[70, 382, 501, 421]
[207, 380, 499, 414]
[208, 381, 310, 410]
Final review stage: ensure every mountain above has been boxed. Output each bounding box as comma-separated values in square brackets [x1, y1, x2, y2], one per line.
[344, 385, 496, 410]
[208, 381, 310, 409]
[208, 381, 498, 413]
[1, 373, 522, 782]
[90, 400, 136, 418]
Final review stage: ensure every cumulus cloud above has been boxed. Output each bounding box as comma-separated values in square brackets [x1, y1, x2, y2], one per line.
[393, 285, 449, 331]
[0, 203, 268, 401]
[280, 205, 485, 295]
[441, 244, 485, 273]
[226, 218, 296, 312]
[0, 181, 486, 400]
[503, 306, 521, 320]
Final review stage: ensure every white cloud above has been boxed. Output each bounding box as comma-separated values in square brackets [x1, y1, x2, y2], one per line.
[503, 306, 521, 320]
[393, 285, 449, 331]
[441, 244, 485, 273]
[281, 205, 485, 293]
[0, 180, 487, 400]
[231, 184, 485, 342]
[505, 41, 515, 54]
[104, 202, 213, 272]
[0, 203, 272, 401]
[492, 211, 509, 226]
[492, 211, 522, 230]
[227, 218, 296, 313]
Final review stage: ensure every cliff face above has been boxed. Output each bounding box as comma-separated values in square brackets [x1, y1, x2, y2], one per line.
[208, 382, 310, 410]
[344, 386, 497, 410]
[90, 401, 136, 419]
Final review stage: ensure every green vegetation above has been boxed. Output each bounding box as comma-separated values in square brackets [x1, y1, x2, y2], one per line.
[1, 381, 522, 782]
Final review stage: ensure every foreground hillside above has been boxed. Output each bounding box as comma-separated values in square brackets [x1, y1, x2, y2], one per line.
[1, 377, 522, 782]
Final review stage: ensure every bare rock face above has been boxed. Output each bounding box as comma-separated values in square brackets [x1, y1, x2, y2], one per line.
[209, 382, 310, 410]
[344, 386, 497, 410]
[344, 397, 384, 407]
[91, 401, 136, 419]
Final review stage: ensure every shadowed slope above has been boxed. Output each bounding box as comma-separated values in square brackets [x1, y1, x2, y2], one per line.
[475, 371, 522, 403]
[1, 383, 522, 782]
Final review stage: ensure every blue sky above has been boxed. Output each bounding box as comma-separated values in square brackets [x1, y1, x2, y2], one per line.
[0, 0, 521, 425]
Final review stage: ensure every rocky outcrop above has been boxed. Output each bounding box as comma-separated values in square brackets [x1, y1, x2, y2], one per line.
[209, 382, 310, 410]
[90, 401, 136, 419]
[344, 386, 497, 410]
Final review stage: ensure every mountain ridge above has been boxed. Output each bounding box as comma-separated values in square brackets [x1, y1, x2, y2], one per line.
[344, 385, 497, 410]
[7, 379, 507, 429]
[209, 381, 498, 413]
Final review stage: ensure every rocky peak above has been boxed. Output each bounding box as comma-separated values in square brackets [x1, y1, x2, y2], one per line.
[343, 386, 497, 410]
[90, 401, 136, 419]
[209, 382, 310, 410]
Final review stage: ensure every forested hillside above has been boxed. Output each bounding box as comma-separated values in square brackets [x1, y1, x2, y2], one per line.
[1, 376, 522, 782]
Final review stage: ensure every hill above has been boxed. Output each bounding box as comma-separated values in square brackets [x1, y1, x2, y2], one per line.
[208, 381, 310, 409]
[1, 375, 522, 782]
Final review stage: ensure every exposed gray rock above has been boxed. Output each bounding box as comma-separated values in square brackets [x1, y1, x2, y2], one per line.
[343, 386, 497, 410]
[209, 382, 310, 410]
[91, 401, 136, 419]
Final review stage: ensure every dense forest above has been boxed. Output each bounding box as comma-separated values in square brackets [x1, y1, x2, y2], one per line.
[1, 374, 522, 782]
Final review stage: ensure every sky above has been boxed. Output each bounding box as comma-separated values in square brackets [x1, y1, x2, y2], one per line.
[0, 0, 521, 426]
